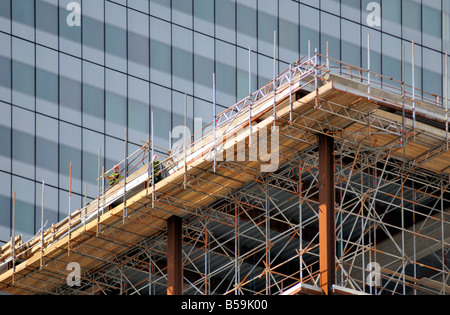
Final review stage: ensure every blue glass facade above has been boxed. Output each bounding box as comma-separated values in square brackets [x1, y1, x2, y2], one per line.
[0, 0, 449, 244]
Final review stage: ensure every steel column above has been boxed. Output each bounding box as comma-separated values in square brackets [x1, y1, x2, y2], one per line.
[167, 216, 183, 295]
[318, 134, 335, 295]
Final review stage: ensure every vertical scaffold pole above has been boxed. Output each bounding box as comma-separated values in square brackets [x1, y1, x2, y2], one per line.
[299, 163, 303, 283]
[315, 48, 319, 107]
[12, 191, 16, 283]
[213, 74, 217, 173]
[273, 30, 277, 126]
[445, 52, 448, 151]
[289, 63, 293, 124]
[97, 147, 101, 235]
[68, 162, 72, 255]
[412, 42, 416, 136]
[184, 94, 188, 189]
[40, 180, 45, 269]
[234, 202, 240, 295]
[123, 128, 128, 224]
[367, 34, 371, 101]
[249, 48, 252, 152]
[151, 111, 155, 208]
[326, 41, 329, 73]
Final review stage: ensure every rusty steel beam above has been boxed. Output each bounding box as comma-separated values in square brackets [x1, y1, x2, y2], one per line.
[318, 134, 336, 295]
[167, 216, 183, 295]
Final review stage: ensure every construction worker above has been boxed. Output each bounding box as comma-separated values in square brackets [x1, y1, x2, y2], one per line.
[104, 165, 122, 187]
[151, 155, 163, 184]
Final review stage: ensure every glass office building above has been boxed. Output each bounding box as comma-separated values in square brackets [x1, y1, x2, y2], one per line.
[0, 0, 449, 245]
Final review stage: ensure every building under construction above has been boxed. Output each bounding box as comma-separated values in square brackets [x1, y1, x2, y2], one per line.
[0, 50, 449, 295]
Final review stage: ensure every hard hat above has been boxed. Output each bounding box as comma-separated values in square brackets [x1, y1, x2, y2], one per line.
[153, 155, 158, 161]
[114, 164, 120, 170]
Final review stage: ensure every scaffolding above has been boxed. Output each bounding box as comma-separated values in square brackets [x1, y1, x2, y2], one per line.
[0, 47, 449, 295]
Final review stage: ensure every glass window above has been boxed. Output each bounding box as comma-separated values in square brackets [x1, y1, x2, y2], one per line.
[59, 0, 81, 57]
[105, 136, 125, 179]
[194, 0, 214, 36]
[83, 0, 105, 65]
[215, 0, 236, 44]
[106, 69, 127, 139]
[0, 0, 10, 33]
[172, 0, 192, 28]
[129, 0, 149, 13]
[194, 33, 214, 102]
[257, 0, 278, 57]
[341, 0, 360, 23]
[128, 9, 149, 80]
[172, 25, 193, 95]
[237, 47, 257, 101]
[321, 0, 340, 14]
[150, 17, 172, 88]
[36, 114, 58, 187]
[12, 0, 35, 41]
[422, 48, 442, 99]
[0, 171, 11, 243]
[60, 53, 82, 125]
[403, 40, 422, 99]
[106, 2, 127, 72]
[0, 102, 11, 173]
[341, 20, 361, 67]
[382, 34, 402, 92]
[59, 121, 82, 194]
[36, 0, 58, 49]
[83, 61, 105, 133]
[59, 190, 82, 221]
[83, 129, 104, 198]
[0, 33, 11, 103]
[300, 5, 319, 59]
[128, 77, 149, 145]
[279, 0, 299, 64]
[151, 84, 171, 152]
[362, 27, 382, 84]
[258, 54, 273, 90]
[402, 0, 422, 44]
[12, 107, 35, 180]
[150, 0, 171, 21]
[12, 38, 35, 111]
[172, 91, 193, 139]
[321, 12, 341, 63]
[444, 1, 450, 53]
[301, 0, 319, 8]
[381, 0, 401, 37]
[36, 46, 58, 118]
[216, 40, 236, 107]
[194, 98, 213, 138]
[12, 176, 35, 240]
[237, 0, 257, 50]
[422, 0, 442, 50]
[35, 179, 58, 233]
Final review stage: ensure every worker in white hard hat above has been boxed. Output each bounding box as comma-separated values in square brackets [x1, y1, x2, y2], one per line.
[104, 164, 122, 187]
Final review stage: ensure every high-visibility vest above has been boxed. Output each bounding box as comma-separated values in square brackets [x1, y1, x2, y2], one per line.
[152, 161, 162, 173]
[110, 172, 121, 185]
